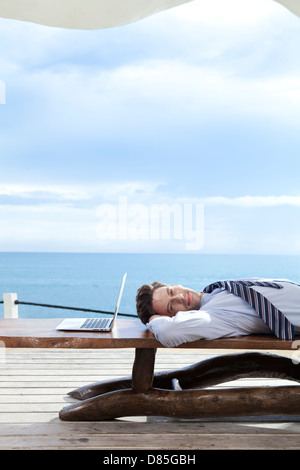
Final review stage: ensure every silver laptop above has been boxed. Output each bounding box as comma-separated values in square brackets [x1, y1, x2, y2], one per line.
[55, 273, 127, 332]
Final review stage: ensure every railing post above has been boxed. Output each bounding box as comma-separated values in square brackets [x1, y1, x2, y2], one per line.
[3, 293, 18, 318]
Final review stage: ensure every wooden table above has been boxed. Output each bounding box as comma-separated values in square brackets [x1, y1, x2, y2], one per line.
[1, 318, 300, 421]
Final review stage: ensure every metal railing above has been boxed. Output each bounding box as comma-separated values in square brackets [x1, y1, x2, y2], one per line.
[1, 293, 136, 318]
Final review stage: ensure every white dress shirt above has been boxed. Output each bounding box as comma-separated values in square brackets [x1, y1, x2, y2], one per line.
[147, 278, 300, 347]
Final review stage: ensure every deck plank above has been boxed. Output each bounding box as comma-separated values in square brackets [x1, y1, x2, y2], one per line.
[0, 347, 300, 449]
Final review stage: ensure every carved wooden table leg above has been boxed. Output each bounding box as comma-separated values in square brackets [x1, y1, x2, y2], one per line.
[60, 351, 300, 421]
[60, 385, 300, 421]
[131, 348, 156, 392]
[59, 348, 156, 421]
[68, 352, 300, 399]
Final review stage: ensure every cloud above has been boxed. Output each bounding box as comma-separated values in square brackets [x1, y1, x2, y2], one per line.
[1, 0, 300, 186]
[1, 0, 300, 254]
[0, 182, 163, 206]
[203, 195, 300, 207]
[0, 184, 299, 253]
[3, 56, 300, 161]
[1, 183, 300, 208]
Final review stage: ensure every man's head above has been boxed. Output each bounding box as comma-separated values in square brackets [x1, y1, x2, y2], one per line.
[136, 282, 202, 324]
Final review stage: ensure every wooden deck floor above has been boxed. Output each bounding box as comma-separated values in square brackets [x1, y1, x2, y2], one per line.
[0, 347, 300, 450]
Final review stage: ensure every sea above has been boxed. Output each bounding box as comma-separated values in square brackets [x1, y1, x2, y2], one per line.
[0, 252, 299, 319]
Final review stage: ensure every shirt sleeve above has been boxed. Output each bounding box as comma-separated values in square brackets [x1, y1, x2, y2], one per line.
[146, 310, 212, 347]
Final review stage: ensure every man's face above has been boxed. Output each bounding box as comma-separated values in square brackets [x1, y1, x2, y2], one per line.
[152, 285, 202, 317]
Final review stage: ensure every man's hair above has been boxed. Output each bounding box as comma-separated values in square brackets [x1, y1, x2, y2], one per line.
[136, 281, 166, 325]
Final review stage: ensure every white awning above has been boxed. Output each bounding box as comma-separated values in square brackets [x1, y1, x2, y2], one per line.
[0, 0, 298, 30]
[0, 0, 193, 29]
[274, 0, 300, 17]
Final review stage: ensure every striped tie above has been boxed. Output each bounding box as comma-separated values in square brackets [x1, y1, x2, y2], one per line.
[203, 280, 294, 340]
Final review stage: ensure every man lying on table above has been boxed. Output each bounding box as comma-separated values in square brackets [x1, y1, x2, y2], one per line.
[135, 278, 300, 347]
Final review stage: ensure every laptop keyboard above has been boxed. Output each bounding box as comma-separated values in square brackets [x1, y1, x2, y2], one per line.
[80, 318, 111, 330]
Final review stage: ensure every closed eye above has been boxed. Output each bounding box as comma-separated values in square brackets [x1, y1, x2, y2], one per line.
[167, 287, 174, 314]
[168, 287, 174, 296]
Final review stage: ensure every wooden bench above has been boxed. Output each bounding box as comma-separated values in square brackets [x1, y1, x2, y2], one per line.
[0, 317, 300, 421]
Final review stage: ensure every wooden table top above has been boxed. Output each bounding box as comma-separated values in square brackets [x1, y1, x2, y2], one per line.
[0, 318, 295, 350]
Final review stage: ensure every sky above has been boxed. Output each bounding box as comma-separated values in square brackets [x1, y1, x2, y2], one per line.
[0, 0, 300, 254]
